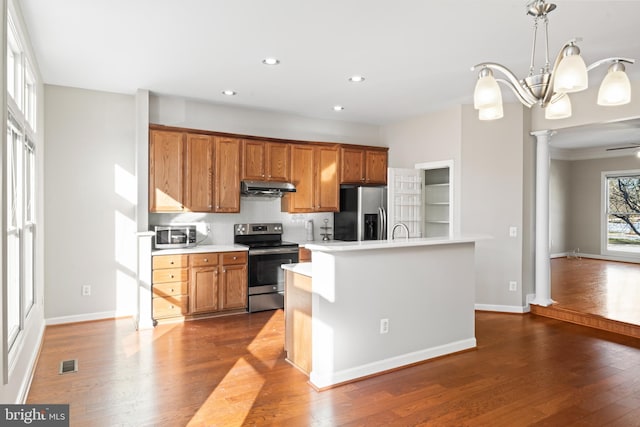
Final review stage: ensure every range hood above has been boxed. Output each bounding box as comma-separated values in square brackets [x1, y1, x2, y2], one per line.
[241, 180, 296, 197]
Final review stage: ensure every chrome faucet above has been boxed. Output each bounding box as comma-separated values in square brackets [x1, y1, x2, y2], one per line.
[391, 223, 410, 240]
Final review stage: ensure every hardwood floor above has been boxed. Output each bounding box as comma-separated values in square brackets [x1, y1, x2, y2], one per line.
[531, 257, 640, 338]
[27, 310, 640, 426]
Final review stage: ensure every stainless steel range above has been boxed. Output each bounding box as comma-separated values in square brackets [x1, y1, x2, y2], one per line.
[234, 223, 299, 312]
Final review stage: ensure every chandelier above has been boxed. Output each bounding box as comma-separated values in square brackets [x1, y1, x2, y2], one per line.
[472, 0, 635, 120]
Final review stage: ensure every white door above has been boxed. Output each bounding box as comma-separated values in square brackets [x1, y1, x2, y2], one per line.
[387, 168, 423, 239]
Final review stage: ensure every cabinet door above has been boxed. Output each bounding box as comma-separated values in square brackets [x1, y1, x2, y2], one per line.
[340, 147, 365, 184]
[149, 130, 185, 212]
[266, 142, 290, 181]
[220, 263, 247, 310]
[190, 266, 219, 314]
[315, 145, 340, 212]
[365, 150, 388, 184]
[283, 144, 315, 213]
[242, 140, 266, 180]
[184, 134, 214, 212]
[214, 137, 241, 213]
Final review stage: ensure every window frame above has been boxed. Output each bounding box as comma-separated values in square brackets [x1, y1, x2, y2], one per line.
[601, 169, 640, 258]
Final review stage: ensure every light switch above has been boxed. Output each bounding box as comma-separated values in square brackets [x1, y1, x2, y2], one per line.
[509, 226, 517, 237]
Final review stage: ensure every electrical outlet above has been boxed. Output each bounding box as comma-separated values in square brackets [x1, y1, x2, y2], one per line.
[509, 281, 517, 292]
[380, 318, 389, 334]
[82, 285, 91, 296]
[509, 226, 518, 237]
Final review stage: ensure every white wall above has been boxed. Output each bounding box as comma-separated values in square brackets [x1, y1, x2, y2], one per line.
[461, 103, 529, 309]
[44, 86, 137, 322]
[150, 95, 383, 146]
[381, 106, 463, 233]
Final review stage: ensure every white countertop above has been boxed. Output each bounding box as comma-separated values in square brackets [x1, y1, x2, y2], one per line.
[304, 235, 489, 252]
[151, 244, 249, 256]
[281, 262, 312, 277]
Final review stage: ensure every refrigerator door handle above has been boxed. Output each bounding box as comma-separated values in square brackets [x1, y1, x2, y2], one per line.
[379, 206, 387, 240]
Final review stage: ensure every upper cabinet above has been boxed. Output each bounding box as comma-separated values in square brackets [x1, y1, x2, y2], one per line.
[340, 145, 388, 185]
[282, 144, 339, 213]
[149, 130, 185, 212]
[213, 137, 241, 213]
[184, 133, 214, 212]
[150, 125, 387, 214]
[242, 140, 290, 182]
[149, 129, 240, 213]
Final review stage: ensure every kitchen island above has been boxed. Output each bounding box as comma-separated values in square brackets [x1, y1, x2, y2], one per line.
[283, 236, 482, 389]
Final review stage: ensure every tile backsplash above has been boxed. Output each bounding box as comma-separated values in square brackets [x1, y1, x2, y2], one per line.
[149, 196, 333, 245]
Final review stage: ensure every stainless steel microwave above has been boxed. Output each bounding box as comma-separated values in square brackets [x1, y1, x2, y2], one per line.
[154, 225, 197, 249]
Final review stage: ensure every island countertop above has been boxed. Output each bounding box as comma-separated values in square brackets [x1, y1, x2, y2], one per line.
[305, 235, 489, 252]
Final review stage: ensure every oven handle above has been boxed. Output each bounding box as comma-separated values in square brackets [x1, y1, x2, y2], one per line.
[249, 247, 300, 255]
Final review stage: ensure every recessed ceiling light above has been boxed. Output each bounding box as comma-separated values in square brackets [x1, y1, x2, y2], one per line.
[222, 90, 237, 96]
[262, 57, 280, 65]
[348, 75, 365, 83]
[333, 105, 345, 111]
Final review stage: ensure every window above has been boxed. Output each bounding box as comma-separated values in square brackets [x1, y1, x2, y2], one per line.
[604, 171, 640, 255]
[5, 3, 39, 357]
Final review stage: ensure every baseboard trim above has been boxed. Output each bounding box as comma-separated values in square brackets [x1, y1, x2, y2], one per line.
[45, 311, 117, 326]
[475, 304, 529, 314]
[572, 252, 640, 264]
[309, 338, 477, 389]
[17, 321, 46, 404]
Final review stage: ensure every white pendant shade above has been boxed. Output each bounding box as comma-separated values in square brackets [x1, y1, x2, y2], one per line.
[478, 104, 504, 121]
[598, 69, 631, 106]
[554, 54, 588, 93]
[545, 93, 572, 120]
[474, 74, 502, 110]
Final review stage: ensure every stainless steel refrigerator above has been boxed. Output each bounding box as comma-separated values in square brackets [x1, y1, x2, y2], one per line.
[333, 186, 387, 241]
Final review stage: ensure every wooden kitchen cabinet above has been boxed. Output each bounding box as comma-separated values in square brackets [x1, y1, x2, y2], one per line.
[149, 130, 185, 212]
[190, 251, 248, 315]
[340, 145, 388, 185]
[282, 144, 339, 213]
[184, 133, 214, 212]
[220, 251, 248, 310]
[214, 136, 241, 213]
[152, 254, 189, 320]
[242, 140, 290, 182]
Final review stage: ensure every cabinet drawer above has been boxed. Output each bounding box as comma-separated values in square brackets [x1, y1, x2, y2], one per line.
[153, 254, 189, 269]
[153, 268, 188, 283]
[153, 295, 188, 318]
[221, 251, 247, 265]
[191, 253, 219, 267]
[152, 281, 187, 298]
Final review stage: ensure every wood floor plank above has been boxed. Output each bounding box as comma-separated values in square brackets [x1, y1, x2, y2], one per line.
[27, 310, 640, 426]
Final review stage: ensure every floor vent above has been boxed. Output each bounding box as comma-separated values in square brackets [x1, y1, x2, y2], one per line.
[59, 359, 78, 375]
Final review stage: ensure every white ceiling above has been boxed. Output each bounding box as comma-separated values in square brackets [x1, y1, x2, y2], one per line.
[19, 0, 640, 138]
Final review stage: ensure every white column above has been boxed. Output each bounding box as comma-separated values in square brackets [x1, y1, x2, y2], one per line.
[530, 130, 555, 306]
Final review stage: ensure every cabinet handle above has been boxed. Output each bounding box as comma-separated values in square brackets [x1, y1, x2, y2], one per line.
[170, 288, 175, 293]
[233, 256, 237, 260]
[204, 258, 208, 262]
[170, 261, 174, 265]
[170, 305, 175, 309]
[169, 274, 174, 279]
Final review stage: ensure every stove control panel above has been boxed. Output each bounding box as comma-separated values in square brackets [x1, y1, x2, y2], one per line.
[234, 223, 283, 236]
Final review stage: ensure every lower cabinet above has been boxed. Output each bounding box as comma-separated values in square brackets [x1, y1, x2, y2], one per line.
[152, 251, 248, 321]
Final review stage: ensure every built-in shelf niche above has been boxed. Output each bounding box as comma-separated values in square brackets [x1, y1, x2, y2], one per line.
[423, 166, 451, 237]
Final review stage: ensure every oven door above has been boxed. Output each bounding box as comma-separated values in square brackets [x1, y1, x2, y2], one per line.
[248, 247, 299, 295]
